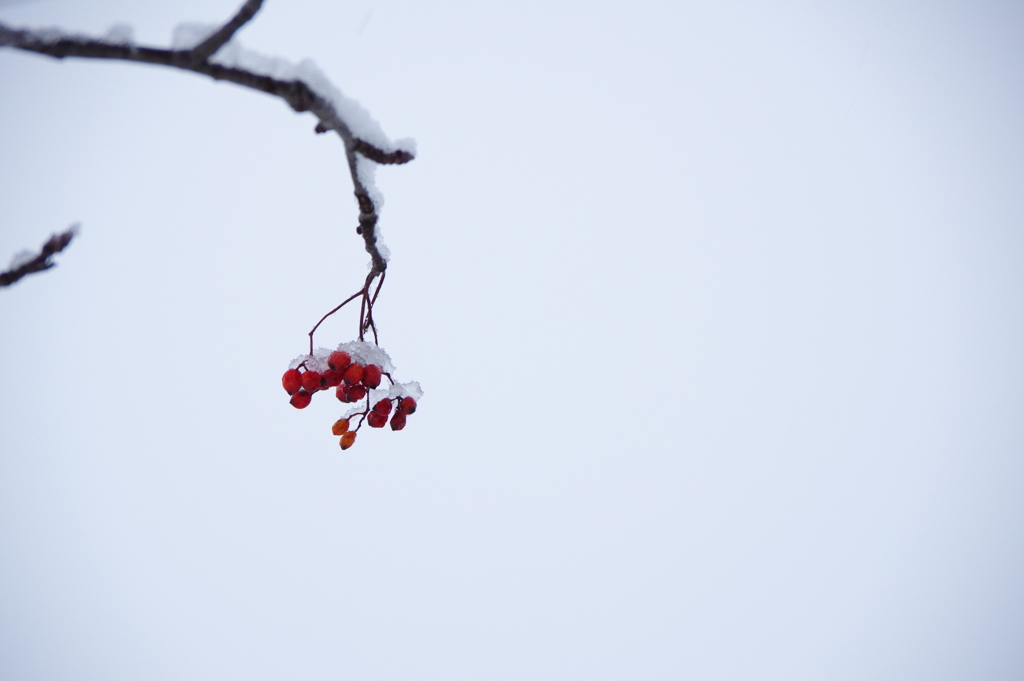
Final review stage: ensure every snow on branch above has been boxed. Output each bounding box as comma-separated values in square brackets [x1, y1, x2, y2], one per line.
[0, 0, 414, 275]
[0, 225, 78, 288]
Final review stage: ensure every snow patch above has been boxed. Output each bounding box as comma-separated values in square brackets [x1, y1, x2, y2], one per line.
[341, 382, 422, 420]
[102, 23, 134, 45]
[7, 250, 35, 270]
[354, 155, 384, 211]
[393, 137, 417, 156]
[354, 156, 389, 260]
[206, 39, 406, 154]
[171, 22, 218, 50]
[167, 21, 414, 158]
[289, 340, 396, 375]
[388, 381, 423, 401]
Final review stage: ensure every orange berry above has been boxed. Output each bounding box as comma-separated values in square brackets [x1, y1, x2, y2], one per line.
[340, 431, 357, 450]
[331, 418, 350, 435]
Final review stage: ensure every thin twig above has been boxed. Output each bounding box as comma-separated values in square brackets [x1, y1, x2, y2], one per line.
[364, 269, 385, 345]
[308, 287, 364, 355]
[358, 280, 368, 342]
[189, 0, 263, 62]
[0, 225, 78, 288]
[351, 401, 370, 432]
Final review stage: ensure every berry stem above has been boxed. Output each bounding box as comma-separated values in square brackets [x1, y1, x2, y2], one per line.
[308, 276, 368, 354]
[308, 269, 387, 353]
[362, 270, 386, 345]
[309, 287, 362, 355]
[352, 400, 371, 432]
[358, 284, 367, 343]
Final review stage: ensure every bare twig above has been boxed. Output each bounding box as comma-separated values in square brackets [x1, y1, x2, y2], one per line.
[0, 225, 78, 288]
[308, 284, 365, 356]
[189, 0, 263, 62]
[358, 275, 368, 341]
[363, 270, 385, 345]
[305, 269, 386, 352]
[0, 0, 412, 279]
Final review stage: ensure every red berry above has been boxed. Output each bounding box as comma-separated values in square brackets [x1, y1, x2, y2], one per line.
[322, 369, 343, 388]
[343, 363, 364, 385]
[336, 386, 350, 402]
[367, 411, 387, 428]
[301, 371, 321, 392]
[340, 431, 357, 450]
[346, 384, 366, 402]
[282, 368, 302, 395]
[290, 391, 312, 409]
[390, 411, 407, 431]
[372, 398, 392, 415]
[328, 351, 351, 371]
[362, 364, 382, 388]
[398, 396, 417, 415]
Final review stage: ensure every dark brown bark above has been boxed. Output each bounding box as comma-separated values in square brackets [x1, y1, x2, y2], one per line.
[0, 226, 77, 288]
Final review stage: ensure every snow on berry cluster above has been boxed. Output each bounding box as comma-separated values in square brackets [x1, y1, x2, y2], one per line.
[281, 341, 422, 450]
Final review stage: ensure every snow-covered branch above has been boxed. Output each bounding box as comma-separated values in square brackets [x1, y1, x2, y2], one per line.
[0, 225, 77, 288]
[0, 0, 413, 275]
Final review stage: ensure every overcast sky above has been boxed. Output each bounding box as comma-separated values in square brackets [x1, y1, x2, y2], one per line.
[1, 0, 1023, 679]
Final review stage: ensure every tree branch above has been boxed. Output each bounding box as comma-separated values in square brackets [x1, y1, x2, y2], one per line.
[0, 225, 78, 288]
[0, 0, 413, 277]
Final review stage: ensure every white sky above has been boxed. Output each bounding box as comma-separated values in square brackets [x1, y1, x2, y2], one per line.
[1, 0, 1023, 679]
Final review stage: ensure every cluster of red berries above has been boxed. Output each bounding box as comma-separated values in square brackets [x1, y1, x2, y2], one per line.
[281, 350, 382, 410]
[281, 345, 420, 450]
[329, 395, 418, 449]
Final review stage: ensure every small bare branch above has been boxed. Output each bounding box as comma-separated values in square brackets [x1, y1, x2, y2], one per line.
[352, 139, 414, 165]
[308, 284, 366, 356]
[0, 225, 78, 288]
[189, 0, 263, 62]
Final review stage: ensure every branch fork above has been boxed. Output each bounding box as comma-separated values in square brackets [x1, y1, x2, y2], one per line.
[0, 0, 412, 287]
